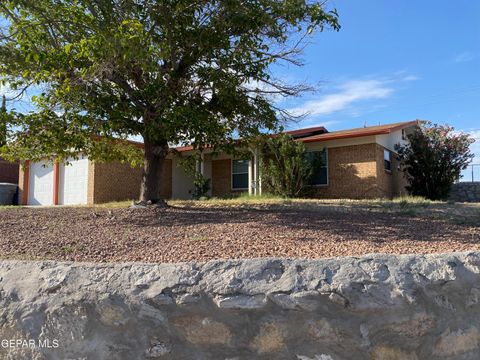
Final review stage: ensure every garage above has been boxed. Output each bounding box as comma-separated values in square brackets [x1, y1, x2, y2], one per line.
[19, 153, 171, 205]
[58, 156, 89, 205]
[26, 156, 89, 206]
[28, 161, 54, 205]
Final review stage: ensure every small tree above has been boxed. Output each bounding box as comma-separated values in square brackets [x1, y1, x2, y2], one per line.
[260, 134, 312, 197]
[395, 122, 475, 200]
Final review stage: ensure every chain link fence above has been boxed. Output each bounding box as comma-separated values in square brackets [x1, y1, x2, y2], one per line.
[460, 163, 480, 182]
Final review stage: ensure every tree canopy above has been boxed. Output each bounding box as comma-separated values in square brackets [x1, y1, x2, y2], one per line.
[396, 122, 475, 200]
[0, 0, 339, 202]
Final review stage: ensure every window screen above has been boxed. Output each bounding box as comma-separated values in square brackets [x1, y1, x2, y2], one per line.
[306, 150, 328, 185]
[384, 150, 391, 171]
[232, 159, 249, 189]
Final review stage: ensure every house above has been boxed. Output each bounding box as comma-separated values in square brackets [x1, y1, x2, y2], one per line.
[18, 120, 418, 205]
[0, 157, 19, 184]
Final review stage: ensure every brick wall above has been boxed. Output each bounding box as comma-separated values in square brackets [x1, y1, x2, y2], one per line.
[88, 159, 172, 204]
[0, 157, 19, 184]
[375, 144, 394, 198]
[210, 144, 405, 200]
[375, 144, 409, 198]
[307, 143, 411, 199]
[311, 143, 383, 199]
[212, 159, 232, 197]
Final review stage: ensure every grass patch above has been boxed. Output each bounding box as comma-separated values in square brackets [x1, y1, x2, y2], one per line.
[89, 195, 443, 210]
[0, 205, 22, 211]
[349, 196, 436, 208]
[170, 193, 289, 207]
[189, 235, 210, 241]
[37, 195, 479, 226]
[92, 200, 133, 209]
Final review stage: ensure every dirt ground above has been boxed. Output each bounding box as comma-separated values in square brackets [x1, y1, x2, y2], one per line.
[0, 199, 479, 263]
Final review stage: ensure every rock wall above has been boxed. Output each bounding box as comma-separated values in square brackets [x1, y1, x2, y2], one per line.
[449, 182, 480, 202]
[1, 253, 480, 359]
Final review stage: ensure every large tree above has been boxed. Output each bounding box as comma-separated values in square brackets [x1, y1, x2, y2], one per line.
[396, 122, 475, 200]
[0, 0, 339, 203]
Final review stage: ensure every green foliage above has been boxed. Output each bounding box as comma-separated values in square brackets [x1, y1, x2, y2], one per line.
[0, 0, 339, 162]
[395, 122, 475, 200]
[190, 173, 211, 200]
[260, 133, 313, 197]
[177, 154, 211, 199]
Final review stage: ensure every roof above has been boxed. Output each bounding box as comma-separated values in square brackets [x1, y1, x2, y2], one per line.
[301, 120, 419, 143]
[284, 126, 328, 139]
[172, 120, 419, 152]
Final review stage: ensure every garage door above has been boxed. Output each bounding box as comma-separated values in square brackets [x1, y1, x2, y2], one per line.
[28, 161, 54, 205]
[59, 156, 89, 205]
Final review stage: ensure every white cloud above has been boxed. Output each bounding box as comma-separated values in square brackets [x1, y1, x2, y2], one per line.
[286, 72, 420, 119]
[288, 78, 395, 117]
[454, 52, 475, 63]
[401, 75, 420, 82]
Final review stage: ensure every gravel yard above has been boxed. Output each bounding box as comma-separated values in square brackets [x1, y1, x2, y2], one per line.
[0, 199, 479, 263]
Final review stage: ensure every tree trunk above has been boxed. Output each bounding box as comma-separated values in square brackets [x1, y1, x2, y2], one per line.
[139, 139, 169, 204]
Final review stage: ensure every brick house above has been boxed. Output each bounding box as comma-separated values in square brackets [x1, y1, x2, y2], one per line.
[18, 120, 417, 205]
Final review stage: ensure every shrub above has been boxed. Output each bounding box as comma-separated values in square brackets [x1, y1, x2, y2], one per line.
[260, 134, 313, 197]
[395, 122, 474, 200]
[178, 154, 211, 200]
[190, 173, 211, 200]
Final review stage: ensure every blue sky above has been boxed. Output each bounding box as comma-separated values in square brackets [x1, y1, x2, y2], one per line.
[275, 0, 480, 162]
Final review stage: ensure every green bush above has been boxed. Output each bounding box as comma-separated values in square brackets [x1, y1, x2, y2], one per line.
[178, 154, 211, 200]
[260, 134, 313, 198]
[396, 122, 474, 200]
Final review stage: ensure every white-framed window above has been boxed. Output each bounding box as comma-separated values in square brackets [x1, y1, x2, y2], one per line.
[232, 159, 249, 190]
[306, 149, 328, 186]
[384, 149, 392, 171]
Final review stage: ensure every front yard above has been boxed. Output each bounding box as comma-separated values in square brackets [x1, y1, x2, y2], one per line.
[0, 197, 479, 263]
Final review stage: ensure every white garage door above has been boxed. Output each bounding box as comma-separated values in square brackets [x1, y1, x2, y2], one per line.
[59, 156, 89, 205]
[28, 161, 54, 205]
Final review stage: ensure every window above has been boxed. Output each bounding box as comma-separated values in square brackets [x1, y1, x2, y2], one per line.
[384, 150, 391, 171]
[232, 159, 249, 190]
[306, 150, 328, 186]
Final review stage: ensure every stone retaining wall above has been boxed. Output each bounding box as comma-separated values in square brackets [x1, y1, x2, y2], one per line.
[1, 253, 480, 359]
[449, 182, 480, 202]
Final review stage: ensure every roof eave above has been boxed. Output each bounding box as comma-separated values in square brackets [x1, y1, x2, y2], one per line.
[301, 120, 419, 143]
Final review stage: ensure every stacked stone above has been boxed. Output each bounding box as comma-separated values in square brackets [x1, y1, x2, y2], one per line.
[1, 253, 480, 359]
[449, 182, 480, 202]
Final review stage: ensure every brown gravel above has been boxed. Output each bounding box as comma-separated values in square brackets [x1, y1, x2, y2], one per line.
[0, 202, 479, 263]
